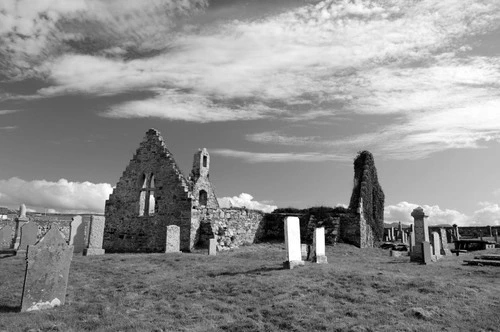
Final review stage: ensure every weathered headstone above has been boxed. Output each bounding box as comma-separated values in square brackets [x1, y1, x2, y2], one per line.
[19, 204, 27, 219]
[398, 222, 403, 241]
[0, 226, 11, 248]
[431, 232, 441, 260]
[421, 241, 431, 265]
[69, 216, 86, 253]
[83, 216, 105, 256]
[409, 230, 414, 254]
[18, 222, 38, 253]
[283, 216, 304, 269]
[410, 207, 429, 263]
[389, 227, 395, 241]
[208, 238, 217, 256]
[313, 227, 327, 264]
[439, 228, 451, 255]
[452, 224, 460, 240]
[165, 225, 181, 253]
[495, 230, 498, 244]
[20, 227, 74, 312]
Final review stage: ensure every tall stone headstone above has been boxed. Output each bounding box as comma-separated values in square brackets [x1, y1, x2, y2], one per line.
[69, 216, 86, 253]
[389, 227, 395, 241]
[410, 207, 429, 263]
[421, 241, 432, 265]
[208, 238, 217, 256]
[313, 227, 327, 264]
[18, 222, 38, 253]
[439, 228, 451, 255]
[0, 226, 12, 248]
[83, 216, 105, 256]
[452, 224, 460, 240]
[495, 230, 498, 244]
[165, 225, 181, 253]
[20, 227, 74, 312]
[398, 222, 403, 241]
[283, 216, 304, 269]
[431, 232, 441, 259]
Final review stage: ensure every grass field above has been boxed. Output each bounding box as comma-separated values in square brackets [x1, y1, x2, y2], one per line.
[1, 243, 499, 332]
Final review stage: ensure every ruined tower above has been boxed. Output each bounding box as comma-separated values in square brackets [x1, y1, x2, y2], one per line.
[103, 129, 218, 252]
[347, 150, 385, 244]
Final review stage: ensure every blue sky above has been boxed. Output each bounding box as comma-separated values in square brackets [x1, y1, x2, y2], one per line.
[1, 0, 500, 226]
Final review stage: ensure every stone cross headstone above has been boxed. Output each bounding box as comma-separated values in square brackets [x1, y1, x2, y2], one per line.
[69, 216, 86, 253]
[410, 207, 429, 263]
[439, 228, 451, 255]
[165, 225, 181, 253]
[313, 227, 327, 264]
[208, 238, 217, 256]
[283, 216, 304, 269]
[0, 226, 12, 248]
[431, 232, 441, 259]
[83, 216, 105, 256]
[421, 241, 431, 265]
[18, 222, 38, 253]
[20, 227, 74, 312]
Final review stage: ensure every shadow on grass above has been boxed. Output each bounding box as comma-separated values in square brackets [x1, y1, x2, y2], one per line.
[0, 305, 20, 313]
[208, 266, 283, 277]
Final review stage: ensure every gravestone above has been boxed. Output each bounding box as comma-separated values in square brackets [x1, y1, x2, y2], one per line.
[83, 216, 105, 256]
[283, 216, 304, 269]
[431, 232, 441, 260]
[421, 241, 431, 265]
[313, 227, 327, 264]
[389, 227, 394, 241]
[409, 231, 414, 254]
[410, 207, 429, 263]
[439, 228, 451, 255]
[18, 222, 38, 253]
[452, 224, 460, 240]
[165, 225, 181, 253]
[495, 230, 498, 244]
[0, 226, 11, 248]
[208, 238, 217, 256]
[398, 222, 403, 241]
[69, 216, 86, 253]
[20, 227, 74, 312]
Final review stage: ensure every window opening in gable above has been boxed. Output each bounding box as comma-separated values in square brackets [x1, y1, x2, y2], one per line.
[139, 173, 156, 216]
[199, 190, 208, 206]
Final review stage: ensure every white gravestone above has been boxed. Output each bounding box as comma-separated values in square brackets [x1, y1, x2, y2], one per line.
[69, 216, 86, 253]
[165, 225, 181, 253]
[313, 227, 327, 264]
[431, 232, 441, 260]
[284, 216, 304, 269]
[208, 238, 217, 256]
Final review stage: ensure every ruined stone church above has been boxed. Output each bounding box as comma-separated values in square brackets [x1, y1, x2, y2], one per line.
[103, 129, 219, 252]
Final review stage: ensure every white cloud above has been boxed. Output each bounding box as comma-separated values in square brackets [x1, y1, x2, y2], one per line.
[0, 126, 18, 131]
[0, 177, 113, 214]
[384, 201, 500, 226]
[218, 193, 277, 213]
[0, 110, 21, 115]
[212, 149, 349, 163]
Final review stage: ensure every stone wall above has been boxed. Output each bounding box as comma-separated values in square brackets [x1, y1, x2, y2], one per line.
[196, 207, 265, 250]
[104, 129, 193, 252]
[429, 226, 500, 242]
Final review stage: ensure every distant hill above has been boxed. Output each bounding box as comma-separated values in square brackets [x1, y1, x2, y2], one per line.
[0, 207, 17, 215]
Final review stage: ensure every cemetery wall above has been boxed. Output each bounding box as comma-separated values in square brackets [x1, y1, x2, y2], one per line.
[429, 226, 500, 241]
[196, 207, 265, 250]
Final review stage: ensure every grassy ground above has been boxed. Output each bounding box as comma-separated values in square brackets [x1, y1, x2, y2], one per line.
[1, 243, 499, 332]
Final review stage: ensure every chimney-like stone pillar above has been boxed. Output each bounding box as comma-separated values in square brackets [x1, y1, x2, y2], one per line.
[410, 207, 429, 263]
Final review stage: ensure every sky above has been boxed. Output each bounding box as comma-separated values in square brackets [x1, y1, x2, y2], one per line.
[1, 0, 500, 226]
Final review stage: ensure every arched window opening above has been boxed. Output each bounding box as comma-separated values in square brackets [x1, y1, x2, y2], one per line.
[203, 155, 207, 168]
[199, 190, 208, 206]
[139, 173, 156, 216]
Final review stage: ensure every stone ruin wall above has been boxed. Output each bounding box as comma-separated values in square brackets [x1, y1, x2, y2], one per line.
[195, 207, 265, 250]
[0, 215, 102, 249]
[103, 129, 193, 253]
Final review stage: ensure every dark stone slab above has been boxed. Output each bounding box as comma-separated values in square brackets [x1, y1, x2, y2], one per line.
[20, 227, 74, 312]
[422, 241, 432, 265]
[18, 222, 38, 252]
[0, 226, 11, 248]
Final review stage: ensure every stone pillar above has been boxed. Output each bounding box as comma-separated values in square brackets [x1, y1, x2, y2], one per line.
[410, 207, 429, 263]
[439, 228, 451, 255]
[208, 238, 216, 256]
[495, 230, 498, 244]
[14, 204, 30, 250]
[431, 232, 441, 260]
[398, 222, 403, 242]
[313, 227, 327, 264]
[83, 216, 105, 256]
[389, 227, 394, 241]
[69, 216, 86, 253]
[452, 224, 460, 240]
[488, 226, 493, 237]
[165, 225, 181, 253]
[283, 216, 304, 269]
